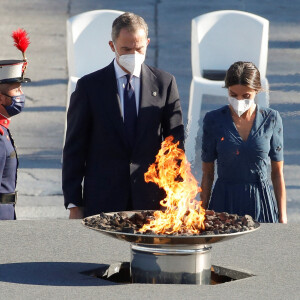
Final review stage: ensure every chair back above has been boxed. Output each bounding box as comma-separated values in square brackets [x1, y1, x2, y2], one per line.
[191, 10, 269, 79]
[63, 10, 124, 152]
[67, 9, 124, 78]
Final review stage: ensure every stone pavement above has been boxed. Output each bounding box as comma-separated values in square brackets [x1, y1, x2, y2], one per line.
[0, 0, 299, 222]
[1, 221, 300, 299]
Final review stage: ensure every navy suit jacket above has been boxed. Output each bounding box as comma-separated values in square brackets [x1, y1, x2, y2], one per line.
[62, 61, 184, 217]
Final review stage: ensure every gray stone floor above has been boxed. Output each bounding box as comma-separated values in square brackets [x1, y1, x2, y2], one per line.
[0, 0, 299, 221]
[0, 221, 299, 299]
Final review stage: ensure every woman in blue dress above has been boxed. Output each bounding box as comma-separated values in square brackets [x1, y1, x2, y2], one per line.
[201, 61, 287, 223]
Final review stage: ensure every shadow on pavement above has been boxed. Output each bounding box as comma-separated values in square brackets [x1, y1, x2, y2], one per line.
[0, 262, 117, 286]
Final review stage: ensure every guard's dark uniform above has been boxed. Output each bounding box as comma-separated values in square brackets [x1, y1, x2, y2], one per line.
[0, 28, 30, 220]
[0, 116, 18, 220]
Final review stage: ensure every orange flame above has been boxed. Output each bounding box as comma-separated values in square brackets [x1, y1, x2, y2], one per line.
[139, 136, 205, 235]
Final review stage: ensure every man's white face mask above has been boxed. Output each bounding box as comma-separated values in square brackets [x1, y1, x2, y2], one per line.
[114, 44, 145, 75]
[228, 96, 255, 117]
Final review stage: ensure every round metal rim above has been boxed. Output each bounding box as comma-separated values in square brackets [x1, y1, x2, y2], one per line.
[131, 244, 212, 254]
[82, 211, 260, 246]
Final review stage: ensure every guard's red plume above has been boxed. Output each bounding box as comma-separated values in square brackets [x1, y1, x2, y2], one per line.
[12, 28, 30, 60]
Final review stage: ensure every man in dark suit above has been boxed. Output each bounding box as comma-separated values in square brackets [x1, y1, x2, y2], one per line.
[63, 12, 184, 219]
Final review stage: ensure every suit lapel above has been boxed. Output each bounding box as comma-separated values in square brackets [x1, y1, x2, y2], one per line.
[134, 64, 159, 148]
[102, 63, 159, 152]
[102, 62, 131, 151]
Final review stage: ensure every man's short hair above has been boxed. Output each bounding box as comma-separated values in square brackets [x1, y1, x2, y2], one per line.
[111, 12, 148, 42]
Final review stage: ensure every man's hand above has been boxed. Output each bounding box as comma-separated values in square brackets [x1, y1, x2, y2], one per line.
[69, 207, 84, 219]
[279, 213, 288, 224]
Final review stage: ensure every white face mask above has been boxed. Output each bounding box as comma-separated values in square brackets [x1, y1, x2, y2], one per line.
[228, 96, 255, 117]
[114, 44, 145, 75]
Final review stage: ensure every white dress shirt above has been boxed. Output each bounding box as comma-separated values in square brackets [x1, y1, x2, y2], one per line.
[114, 58, 140, 117]
[68, 59, 142, 210]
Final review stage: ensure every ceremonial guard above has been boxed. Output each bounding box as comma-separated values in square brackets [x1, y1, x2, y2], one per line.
[0, 29, 30, 220]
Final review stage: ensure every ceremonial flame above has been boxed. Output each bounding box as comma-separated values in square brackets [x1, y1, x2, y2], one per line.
[139, 136, 205, 235]
[12, 28, 30, 60]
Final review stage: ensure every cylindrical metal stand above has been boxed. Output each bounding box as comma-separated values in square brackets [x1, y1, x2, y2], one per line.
[130, 244, 212, 284]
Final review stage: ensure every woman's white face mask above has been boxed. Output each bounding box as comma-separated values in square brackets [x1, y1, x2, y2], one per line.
[114, 44, 145, 75]
[228, 96, 255, 117]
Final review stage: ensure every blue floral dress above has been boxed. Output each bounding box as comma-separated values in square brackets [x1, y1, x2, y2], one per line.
[202, 105, 283, 223]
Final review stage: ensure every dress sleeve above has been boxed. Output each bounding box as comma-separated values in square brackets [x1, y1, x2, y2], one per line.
[201, 113, 217, 162]
[269, 110, 284, 161]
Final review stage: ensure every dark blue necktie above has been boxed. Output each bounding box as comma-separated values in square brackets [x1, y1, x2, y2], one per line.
[124, 74, 137, 148]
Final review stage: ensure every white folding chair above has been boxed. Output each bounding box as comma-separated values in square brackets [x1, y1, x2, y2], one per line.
[64, 9, 124, 149]
[185, 10, 269, 163]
